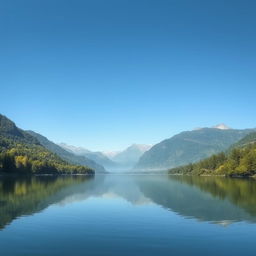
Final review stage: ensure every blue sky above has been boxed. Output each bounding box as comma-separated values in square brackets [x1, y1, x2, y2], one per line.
[1, 0, 256, 151]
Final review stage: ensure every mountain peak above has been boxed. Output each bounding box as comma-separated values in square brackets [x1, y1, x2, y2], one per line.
[128, 144, 152, 151]
[103, 144, 152, 168]
[58, 143, 91, 155]
[212, 123, 231, 130]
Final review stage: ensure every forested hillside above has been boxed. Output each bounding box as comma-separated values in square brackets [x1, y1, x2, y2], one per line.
[169, 132, 256, 177]
[0, 114, 94, 175]
[229, 132, 256, 149]
[27, 131, 106, 173]
[136, 127, 253, 170]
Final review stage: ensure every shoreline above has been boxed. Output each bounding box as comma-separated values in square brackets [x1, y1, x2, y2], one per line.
[0, 172, 95, 177]
[168, 173, 256, 179]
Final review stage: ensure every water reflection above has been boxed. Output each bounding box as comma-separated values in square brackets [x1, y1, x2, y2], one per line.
[0, 175, 93, 229]
[137, 175, 256, 224]
[1, 174, 256, 229]
[171, 175, 256, 217]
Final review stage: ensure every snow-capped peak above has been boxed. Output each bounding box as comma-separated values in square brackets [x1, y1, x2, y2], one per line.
[213, 123, 231, 130]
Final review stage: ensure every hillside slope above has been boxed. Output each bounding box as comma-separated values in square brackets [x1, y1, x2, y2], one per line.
[229, 132, 256, 149]
[169, 131, 256, 177]
[0, 114, 93, 175]
[135, 127, 253, 170]
[110, 144, 151, 168]
[59, 143, 116, 169]
[27, 131, 106, 173]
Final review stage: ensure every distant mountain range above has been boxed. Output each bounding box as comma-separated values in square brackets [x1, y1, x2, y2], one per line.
[1, 114, 255, 174]
[135, 125, 255, 170]
[59, 143, 116, 169]
[107, 144, 152, 169]
[59, 143, 151, 170]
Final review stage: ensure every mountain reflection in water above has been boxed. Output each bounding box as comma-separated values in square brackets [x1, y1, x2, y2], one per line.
[1, 174, 256, 229]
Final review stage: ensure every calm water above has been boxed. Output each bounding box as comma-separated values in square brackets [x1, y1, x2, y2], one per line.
[1, 174, 256, 256]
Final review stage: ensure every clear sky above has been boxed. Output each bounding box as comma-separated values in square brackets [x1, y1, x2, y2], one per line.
[1, 0, 256, 151]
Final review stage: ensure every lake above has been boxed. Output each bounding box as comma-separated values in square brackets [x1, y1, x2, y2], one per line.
[0, 174, 256, 256]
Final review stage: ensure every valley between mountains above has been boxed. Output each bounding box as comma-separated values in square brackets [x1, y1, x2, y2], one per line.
[1, 114, 256, 177]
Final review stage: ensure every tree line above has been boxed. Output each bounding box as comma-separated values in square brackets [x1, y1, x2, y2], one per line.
[169, 143, 256, 177]
[0, 135, 94, 175]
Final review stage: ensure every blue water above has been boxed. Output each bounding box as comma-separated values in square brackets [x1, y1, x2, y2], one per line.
[0, 174, 256, 256]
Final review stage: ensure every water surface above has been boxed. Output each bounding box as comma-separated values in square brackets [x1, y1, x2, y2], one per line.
[0, 174, 256, 256]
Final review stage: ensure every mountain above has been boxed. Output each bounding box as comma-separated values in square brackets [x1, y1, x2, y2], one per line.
[102, 151, 121, 158]
[27, 132, 106, 173]
[109, 144, 152, 168]
[135, 127, 254, 170]
[59, 143, 151, 170]
[0, 114, 93, 175]
[169, 131, 256, 177]
[0, 114, 39, 144]
[59, 143, 116, 169]
[229, 131, 256, 149]
[58, 143, 91, 155]
[84, 151, 117, 169]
